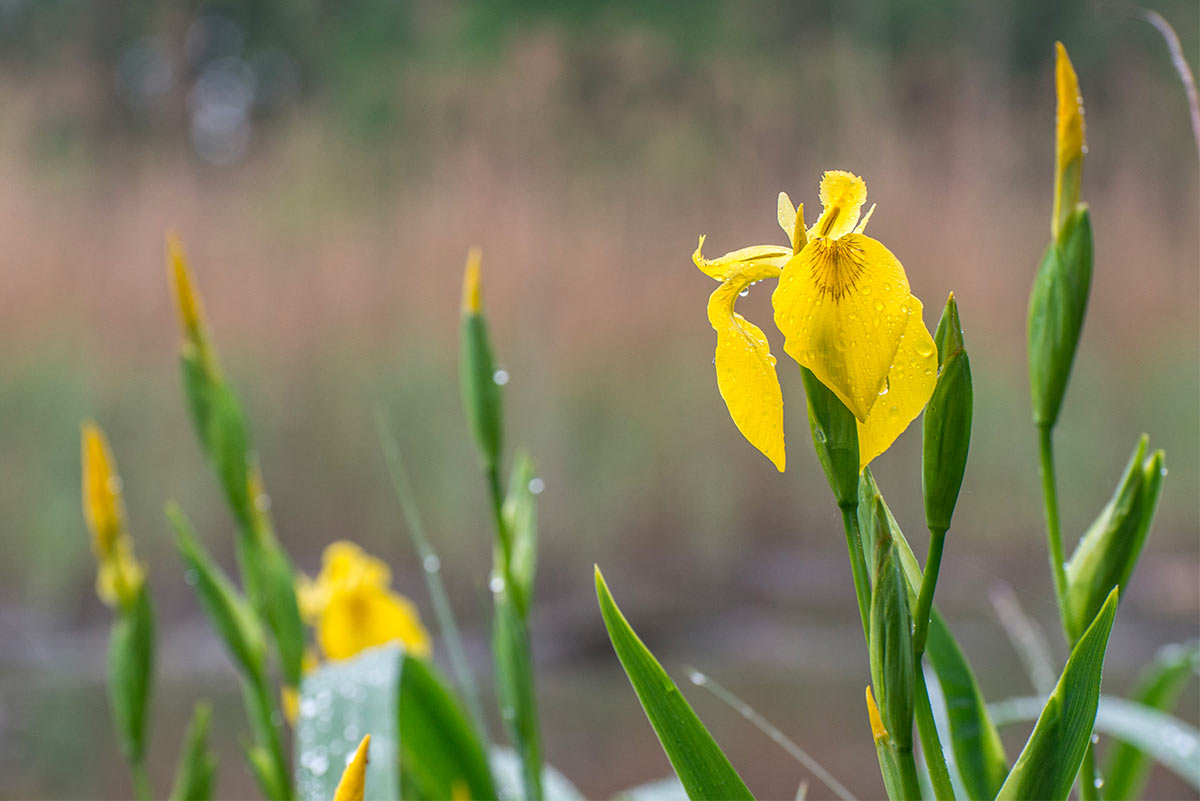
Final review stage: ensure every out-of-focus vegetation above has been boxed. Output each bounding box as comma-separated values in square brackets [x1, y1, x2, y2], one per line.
[0, 2, 1196, 798]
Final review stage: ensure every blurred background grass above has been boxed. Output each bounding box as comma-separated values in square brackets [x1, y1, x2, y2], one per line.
[0, 0, 1197, 798]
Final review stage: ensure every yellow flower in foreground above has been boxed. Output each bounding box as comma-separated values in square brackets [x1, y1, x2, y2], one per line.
[695, 171, 937, 471]
[81, 422, 145, 606]
[297, 541, 431, 662]
[332, 734, 371, 801]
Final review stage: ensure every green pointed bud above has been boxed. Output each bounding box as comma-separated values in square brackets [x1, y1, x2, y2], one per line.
[167, 503, 267, 682]
[170, 702, 218, 801]
[459, 249, 504, 474]
[923, 293, 973, 533]
[108, 583, 155, 765]
[1028, 207, 1093, 428]
[1065, 436, 1165, 638]
[869, 537, 916, 752]
[800, 366, 860, 509]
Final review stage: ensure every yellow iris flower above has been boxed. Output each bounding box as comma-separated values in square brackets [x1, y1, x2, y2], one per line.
[695, 171, 937, 472]
[297, 541, 432, 662]
[81, 422, 145, 607]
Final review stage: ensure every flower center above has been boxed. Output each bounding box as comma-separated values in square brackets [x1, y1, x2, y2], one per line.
[808, 238, 866, 301]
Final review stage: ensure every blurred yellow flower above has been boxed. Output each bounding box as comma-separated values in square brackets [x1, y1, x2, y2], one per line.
[81, 422, 144, 607]
[297, 541, 431, 662]
[695, 171, 937, 471]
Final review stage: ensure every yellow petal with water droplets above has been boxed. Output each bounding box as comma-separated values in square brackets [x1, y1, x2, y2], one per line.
[855, 296, 938, 469]
[773, 233, 911, 422]
[694, 236, 791, 281]
[332, 734, 371, 801]
[708, 277, 785, 471]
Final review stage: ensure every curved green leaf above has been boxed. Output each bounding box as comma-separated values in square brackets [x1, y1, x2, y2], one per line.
[995, 589, 1118, 801]
[595, 567, 754, 801]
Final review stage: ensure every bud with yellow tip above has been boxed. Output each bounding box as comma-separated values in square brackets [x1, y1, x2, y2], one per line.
[81, 422, 144, 607]
[462, 246, 483, 314]
[1053, 42, 1086, 241]
[332, 734, 371, 801]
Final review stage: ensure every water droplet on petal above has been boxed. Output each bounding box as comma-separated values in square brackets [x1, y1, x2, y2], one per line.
[874, 301, 884, 312]
[739, 288, 750, 298]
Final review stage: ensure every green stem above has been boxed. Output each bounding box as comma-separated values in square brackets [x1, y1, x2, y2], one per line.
[130, 759, 152, 801]
[840, 505, 872, 644]
[912, 529, 947, 656]
[895, 746, 924, 801]
[1080, 742, 1101, 801]
[1036, 425, 1073, 641]
[245, 673, 293, 801]
[377, 412, 490, 744]
[914, 668, 957, 800]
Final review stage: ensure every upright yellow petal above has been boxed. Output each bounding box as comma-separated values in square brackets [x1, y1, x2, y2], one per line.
[694, 236, 791, 281]
[773, 234, 911, 421]
[812, 171, 867, 239]
[855, 298, 938, 469]
[777, 192, 796, 243]
[332, 735, 371, 801]
[1053, 42, 1086, 239]
[462, 247, 482, 314]
[707, 276, 786, 471]
[866, 686, 889, 743]
[166, 233, 207, 340]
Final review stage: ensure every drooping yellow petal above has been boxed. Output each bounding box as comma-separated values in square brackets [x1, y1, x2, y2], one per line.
[1053, 42, 1086, 239]
[332, 734, 371, 801]
[693, 236, 791, 281]
[855, 297, 938, 469]
[708, 273, 786, 472]
[773, 233, 912, 421]
[317, 584, 432, 661]
[812, 171, 868, 239]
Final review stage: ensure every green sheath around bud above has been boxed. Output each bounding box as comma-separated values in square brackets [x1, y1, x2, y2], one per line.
[1028, 207, 1093, 428]
[923, 293, 973, 533]
[870, 538, 915, 752]
[459, 249, 504, 474]
[170, 702, 217, 801]
[1065, 436, 1165, 638]
[108, 584, 155, 765]
[800, 366, 860, 509]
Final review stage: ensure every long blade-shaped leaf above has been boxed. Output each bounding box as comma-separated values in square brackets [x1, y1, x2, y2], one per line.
[1103, 640, 1199, 799]
[995, 588, 1119, 801]
[595, 568, 754, 801]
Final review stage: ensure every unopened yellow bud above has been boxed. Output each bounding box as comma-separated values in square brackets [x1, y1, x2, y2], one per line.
[866, 686, 888, 743]
[332, 734, 371, 801]
[462, 247, 483, 314]
[1053, 42, 1086, 239]
[167, 232, 207, 339]
[82, 421, 124, 558]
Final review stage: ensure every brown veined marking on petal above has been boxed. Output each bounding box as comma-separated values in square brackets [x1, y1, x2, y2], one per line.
[773, 234, 912, 421]
[807, 238, 868, 302]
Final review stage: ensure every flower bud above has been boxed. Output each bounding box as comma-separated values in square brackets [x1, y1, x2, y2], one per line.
[459, 249, 504, 474]
[923, 293, 973, 532]
[869, 536, 915, 752]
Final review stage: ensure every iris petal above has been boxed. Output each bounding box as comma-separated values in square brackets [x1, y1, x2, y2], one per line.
[855, 297, 938, 469]
[773, 233, 911, 422]
[708, 273, 786, 471]
[694, 236, 791, 281]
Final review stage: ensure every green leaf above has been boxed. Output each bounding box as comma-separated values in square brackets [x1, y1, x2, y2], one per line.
[167, 503, 266, 681]
[1103, 641, 1199, 800]
[170, 701, 218, 801]
[492, 585, 544, 800]
[995, 588, 1119, 801]
[1065, 437, 1165, 640]
[595, 568, 754, 801]
[925, 614, 1008, 800]
[203, 382, 254, 530]
[108, 584, 155, 765]
[869, 542, 915, 752]
[240, 533, 306, 687]
[1027, 207, 1093, 428]
[923, 293, 973, 533]
[399, 654, 499, 801]
[503, 450, 539, 618]
[611, 777, 688, 801]
[460, 311, 504, 473]
[295, 645, 403, 801]
[800, 366, 860, 509]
